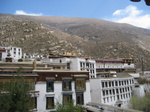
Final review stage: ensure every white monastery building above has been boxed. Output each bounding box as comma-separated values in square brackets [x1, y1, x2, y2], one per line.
[0, 46, 22, 62]
[90, 72, 134, 108]
[43, 54, 96, 78]
[33, 70, 91, 112]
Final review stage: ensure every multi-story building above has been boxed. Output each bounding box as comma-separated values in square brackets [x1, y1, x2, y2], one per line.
[0, 61, 91, 112]
[0, 46, 22, 62]
[90, 72, 134, 108]
[43, 54, 96, 78]
[33, 70, 91, 112]
[96, 58, 135, 73]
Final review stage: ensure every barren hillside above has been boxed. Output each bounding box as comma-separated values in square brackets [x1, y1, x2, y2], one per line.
[0, 13, 150, 70]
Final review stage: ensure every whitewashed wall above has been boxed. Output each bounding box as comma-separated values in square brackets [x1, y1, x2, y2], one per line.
[35, 81, 91, 112]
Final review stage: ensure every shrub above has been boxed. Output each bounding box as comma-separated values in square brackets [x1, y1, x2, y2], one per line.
[36, 58, 41, 61]
[55, 101, 85, 112]
[18, 59, 23, 62]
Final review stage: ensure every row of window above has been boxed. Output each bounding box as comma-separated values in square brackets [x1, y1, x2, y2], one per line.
[103, 93, 132, 103]
[46, 93, 84, 109]
[97, 65, 123, 68]
[11, 47, 21, 51]
[30, 93, 84, 110]
[80, 62, 94, 69]
[80, 62, 95, 75]
[102, 79, 134, 88]
[80, 68, 95, 75]
[97, 61, 123, 64]
[102, 86, 132, 96]
[13, 52, 21, 56]
[46, 78, 86, 92]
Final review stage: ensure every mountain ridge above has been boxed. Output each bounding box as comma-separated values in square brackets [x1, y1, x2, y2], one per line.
[0, 13, 150, 70]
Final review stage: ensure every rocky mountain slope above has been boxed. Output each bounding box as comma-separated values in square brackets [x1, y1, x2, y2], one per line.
[0, 13, 150, 70]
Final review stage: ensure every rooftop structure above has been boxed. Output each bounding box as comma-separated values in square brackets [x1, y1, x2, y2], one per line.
[43, 54, 96, 78]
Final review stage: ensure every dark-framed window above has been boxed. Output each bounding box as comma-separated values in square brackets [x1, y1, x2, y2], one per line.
[63, 94, 72, 105]
[46, 97, 54, 109]
[30, 97, 37, 109]
[75, 78, 86, 91]
[102, 82, 104, 88]
[62, 79, 72, 91]
[80, 62, 82, 68]
[76, 92, 84, 105]
[46, 79, 54, 92]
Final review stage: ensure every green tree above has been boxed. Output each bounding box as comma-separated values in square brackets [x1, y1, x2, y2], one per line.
[0, 75, 31, 112]
[130, 94, 150, 112]
[55, 101, 85, 112]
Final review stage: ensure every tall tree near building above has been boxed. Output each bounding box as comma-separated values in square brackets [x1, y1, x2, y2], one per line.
[0, 75, 31, 112]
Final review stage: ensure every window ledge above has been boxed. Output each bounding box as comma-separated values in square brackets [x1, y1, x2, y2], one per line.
[62, 91, 73, 94]
[45, 93, 55, 97]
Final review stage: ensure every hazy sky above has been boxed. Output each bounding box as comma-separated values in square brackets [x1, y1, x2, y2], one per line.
[1, 0, 150, 29]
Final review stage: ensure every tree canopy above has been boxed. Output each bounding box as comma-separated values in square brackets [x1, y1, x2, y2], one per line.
[130, 94, 150, 112]
[0, 75, 31, 112]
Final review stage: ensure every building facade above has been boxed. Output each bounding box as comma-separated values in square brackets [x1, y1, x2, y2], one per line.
[34, 70, 91, 112]
[90, 73, 134, 108]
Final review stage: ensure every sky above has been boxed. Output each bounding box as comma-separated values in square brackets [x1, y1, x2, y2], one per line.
[1, 0, 150, 29]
